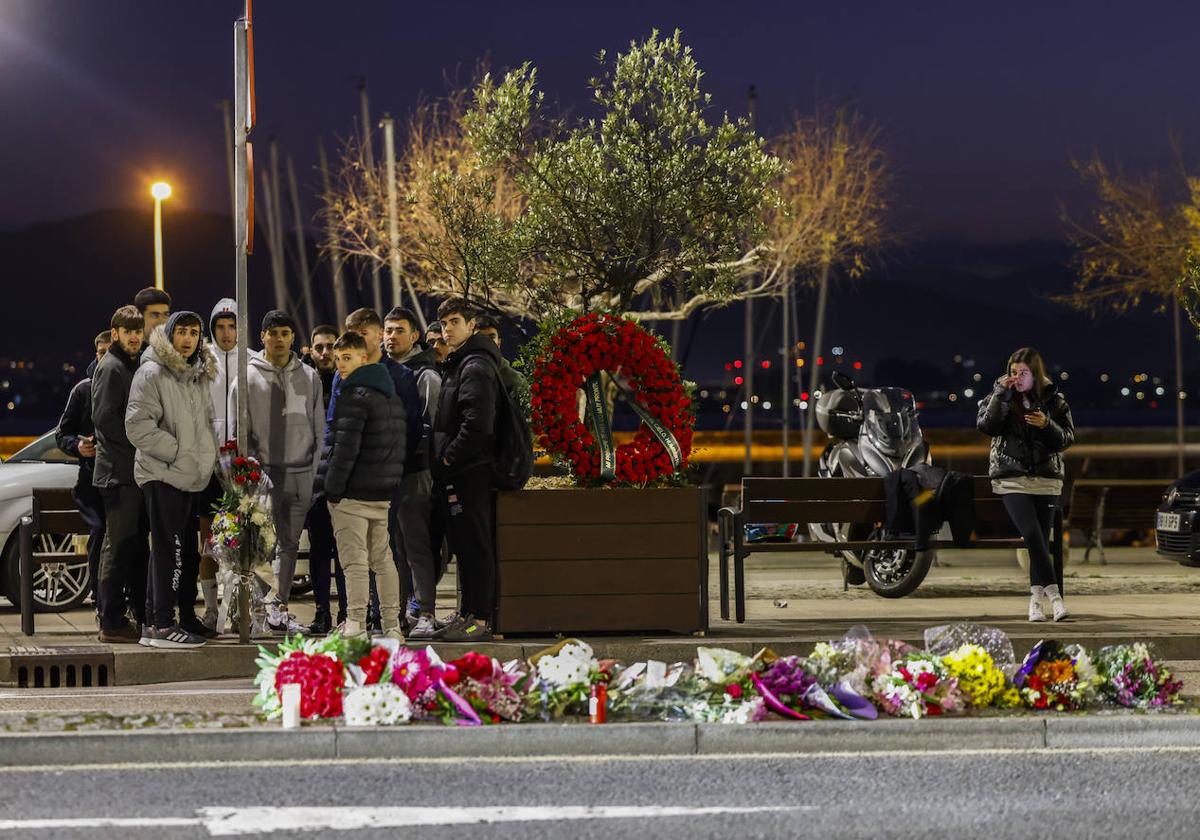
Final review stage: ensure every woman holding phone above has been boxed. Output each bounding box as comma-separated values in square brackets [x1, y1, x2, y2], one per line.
[977, 347, 1075, 621]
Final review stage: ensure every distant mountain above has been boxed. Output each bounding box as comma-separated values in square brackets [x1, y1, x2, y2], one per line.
[0, 208, 372, 349]
[681, 238, 1174, 382]
[0, 209, 1178, 384]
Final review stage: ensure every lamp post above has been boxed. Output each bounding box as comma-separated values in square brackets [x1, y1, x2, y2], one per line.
[150, 181, 172, 290]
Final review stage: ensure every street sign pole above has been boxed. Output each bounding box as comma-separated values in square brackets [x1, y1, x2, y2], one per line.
[233, 5, 255, 644]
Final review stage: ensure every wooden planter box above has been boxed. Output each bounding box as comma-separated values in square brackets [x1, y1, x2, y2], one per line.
[494, 487, 707, 635]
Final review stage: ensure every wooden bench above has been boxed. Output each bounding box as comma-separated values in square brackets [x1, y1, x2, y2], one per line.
[716, 475, 1061, 623]
[19, 488, 89, 636]
[1066, 479, 1169, 565]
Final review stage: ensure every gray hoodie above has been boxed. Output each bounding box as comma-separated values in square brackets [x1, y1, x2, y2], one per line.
[229, 349, 324, 474]
[125, 326, 219, 492]
[208, 297, 241, 447]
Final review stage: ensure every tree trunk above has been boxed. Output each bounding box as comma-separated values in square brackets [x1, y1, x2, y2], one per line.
[1175, 296, 1186, 475]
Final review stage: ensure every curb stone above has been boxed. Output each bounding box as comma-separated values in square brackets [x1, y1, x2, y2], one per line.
[2, 715, 1200, 767]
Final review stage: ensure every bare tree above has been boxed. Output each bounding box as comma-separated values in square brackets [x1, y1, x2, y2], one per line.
[751, 106, 892, 475]
[324, 84, 533, 320]
[1059, 151, 1194, 473]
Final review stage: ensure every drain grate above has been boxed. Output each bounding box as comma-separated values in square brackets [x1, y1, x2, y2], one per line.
[8, 645, 114, 688]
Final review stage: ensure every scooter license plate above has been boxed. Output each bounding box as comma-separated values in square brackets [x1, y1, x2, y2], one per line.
[1157, 512, 1182, 533]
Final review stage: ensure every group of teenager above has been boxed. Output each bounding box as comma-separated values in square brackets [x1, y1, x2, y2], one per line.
[57, 286, 522, 649]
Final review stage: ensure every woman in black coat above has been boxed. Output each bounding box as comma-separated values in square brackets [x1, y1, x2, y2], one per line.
[977, 347, 1074, 622]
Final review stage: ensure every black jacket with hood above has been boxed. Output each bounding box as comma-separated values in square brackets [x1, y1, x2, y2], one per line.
[320, 362, 407, 503]
[55, 378, 95, 490]
[90, 341, 141, 488]
[432, 334, 501, 480]
[976, 378, 1074, 481]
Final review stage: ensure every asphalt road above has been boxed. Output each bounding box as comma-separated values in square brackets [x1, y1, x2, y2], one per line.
[0, 746, 1196, 838]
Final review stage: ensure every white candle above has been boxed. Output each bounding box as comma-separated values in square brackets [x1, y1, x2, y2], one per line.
[281, 683, 301, 729]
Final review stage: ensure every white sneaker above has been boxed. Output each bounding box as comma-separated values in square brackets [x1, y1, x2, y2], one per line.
[342, 619, 368, 641]
[267, 604, 305, 636]
[407, 613, 437, 640]
[1028, 595, 1047, 622]
[1050, 597, 1069, 622]
[201, 607, 219, 632]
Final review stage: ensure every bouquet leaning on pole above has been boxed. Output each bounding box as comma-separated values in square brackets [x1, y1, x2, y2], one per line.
[207, 441, 277, 636]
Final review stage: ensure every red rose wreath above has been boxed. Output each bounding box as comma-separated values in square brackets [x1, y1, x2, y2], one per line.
[530, 313, 694, 484]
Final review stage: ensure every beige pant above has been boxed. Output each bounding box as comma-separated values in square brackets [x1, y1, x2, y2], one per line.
[329, 498, 399, 628]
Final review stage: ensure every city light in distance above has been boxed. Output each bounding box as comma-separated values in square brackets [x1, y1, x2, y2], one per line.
[733, 359, 743, 369]
[1121, 387, 1131, 396]
[964, 388, 974, 398]
[734, 376, 743, 385]
[763, 401, 772, 410]
[761, 360, 770, 369]
[740, 401, 748, 410]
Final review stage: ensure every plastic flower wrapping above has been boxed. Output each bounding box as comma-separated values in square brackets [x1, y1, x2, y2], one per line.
[1093, 643, 1184, 710]
[249, 624, 1187, 727]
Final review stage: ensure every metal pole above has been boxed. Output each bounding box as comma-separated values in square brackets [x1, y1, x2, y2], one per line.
[1175, 296, 1186, 475]
[781, 277, 791, 476]
[318, 139, 349, 326]
[381, 114, 428, 330]
[359, 80, 384, 314]
[268, 139, 289, 313]
[286, 154, 316, 335]
[233, 13, 252, 645]
[220, 100, 236, 223]
[153, 197, 165, 290]
[743, 85, 756, 477]
[802, 261, 832, 477]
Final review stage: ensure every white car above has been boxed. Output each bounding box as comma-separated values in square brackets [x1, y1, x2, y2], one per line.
[0, 432, 87, 611]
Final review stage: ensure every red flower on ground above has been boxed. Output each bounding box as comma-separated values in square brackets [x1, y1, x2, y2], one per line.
[274, 651, 344, 719]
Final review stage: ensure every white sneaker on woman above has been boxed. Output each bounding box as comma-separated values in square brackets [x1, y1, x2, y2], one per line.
[1028, 594, 1047, 622]
[1050, 597, 1069, 622]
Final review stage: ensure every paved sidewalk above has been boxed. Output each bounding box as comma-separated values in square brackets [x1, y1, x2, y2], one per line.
[1, 548, 1197, 687]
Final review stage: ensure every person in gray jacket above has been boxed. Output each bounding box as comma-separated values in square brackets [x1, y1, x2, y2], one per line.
[125, 312, 218, 649]
[229, 310, 324, 635]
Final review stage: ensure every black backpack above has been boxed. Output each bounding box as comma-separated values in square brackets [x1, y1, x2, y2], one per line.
[469, 354, 533, 491]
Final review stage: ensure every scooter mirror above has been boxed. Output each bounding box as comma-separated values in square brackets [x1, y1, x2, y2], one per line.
[831, 371, 856, 392]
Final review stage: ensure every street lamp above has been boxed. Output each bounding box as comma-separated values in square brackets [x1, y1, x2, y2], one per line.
[150, 181, 172, 290]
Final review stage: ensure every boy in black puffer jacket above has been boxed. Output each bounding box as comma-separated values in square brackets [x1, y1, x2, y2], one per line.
[320, 331, 407, 639]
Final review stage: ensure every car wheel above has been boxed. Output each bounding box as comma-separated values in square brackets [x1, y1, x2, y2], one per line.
[1, 533, 92, 613]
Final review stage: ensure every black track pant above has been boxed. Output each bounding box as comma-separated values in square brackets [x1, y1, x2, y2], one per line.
[435, 464, 496, 623]
[307, 496, 346, 619]
[143, 481, 197, 630]
[97, 484, 148, 631]
[74, 482, 105, 603]
[1002, 493, 1061, 589]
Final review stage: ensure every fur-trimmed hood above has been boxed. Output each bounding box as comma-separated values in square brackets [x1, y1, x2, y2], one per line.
[144, 324, 218, 384]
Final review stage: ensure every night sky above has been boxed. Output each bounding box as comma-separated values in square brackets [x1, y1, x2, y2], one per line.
[4, 0, 1200, 239]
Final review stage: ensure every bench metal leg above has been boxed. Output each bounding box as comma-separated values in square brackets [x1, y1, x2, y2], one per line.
[1095, 488, 1108, 566]
[733, 512, 746, 624]
[19, 515, 34, 636]
[717, 509, 731, 621]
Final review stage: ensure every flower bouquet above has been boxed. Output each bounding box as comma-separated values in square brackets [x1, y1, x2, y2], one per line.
[1093, 643, 1184, 711]
[1014, 641, 1100, 711]
[253, 634, 348, 721]
[753, 655, 875, 721]
[941, 644, 1020, 709]
[524, 639, 602, 720]
[209, 442, 277, 635]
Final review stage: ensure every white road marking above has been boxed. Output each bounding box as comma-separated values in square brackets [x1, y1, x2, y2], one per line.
[0, 806, 810, 834]
[0, 744, 1196, 774]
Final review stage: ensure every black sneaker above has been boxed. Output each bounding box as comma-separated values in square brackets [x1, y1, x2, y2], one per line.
[99, 622, 141, 644]
[307, 608, 332, 636]
[436, 614, 493, 643]
[149, 624, 207, 649]
[179, 614, 219, 640]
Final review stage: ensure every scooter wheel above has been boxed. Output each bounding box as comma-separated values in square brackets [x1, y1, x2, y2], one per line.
[865, 547, 934, 598]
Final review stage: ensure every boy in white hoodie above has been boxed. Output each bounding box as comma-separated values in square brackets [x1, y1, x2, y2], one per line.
[229, 310, 324, 634]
